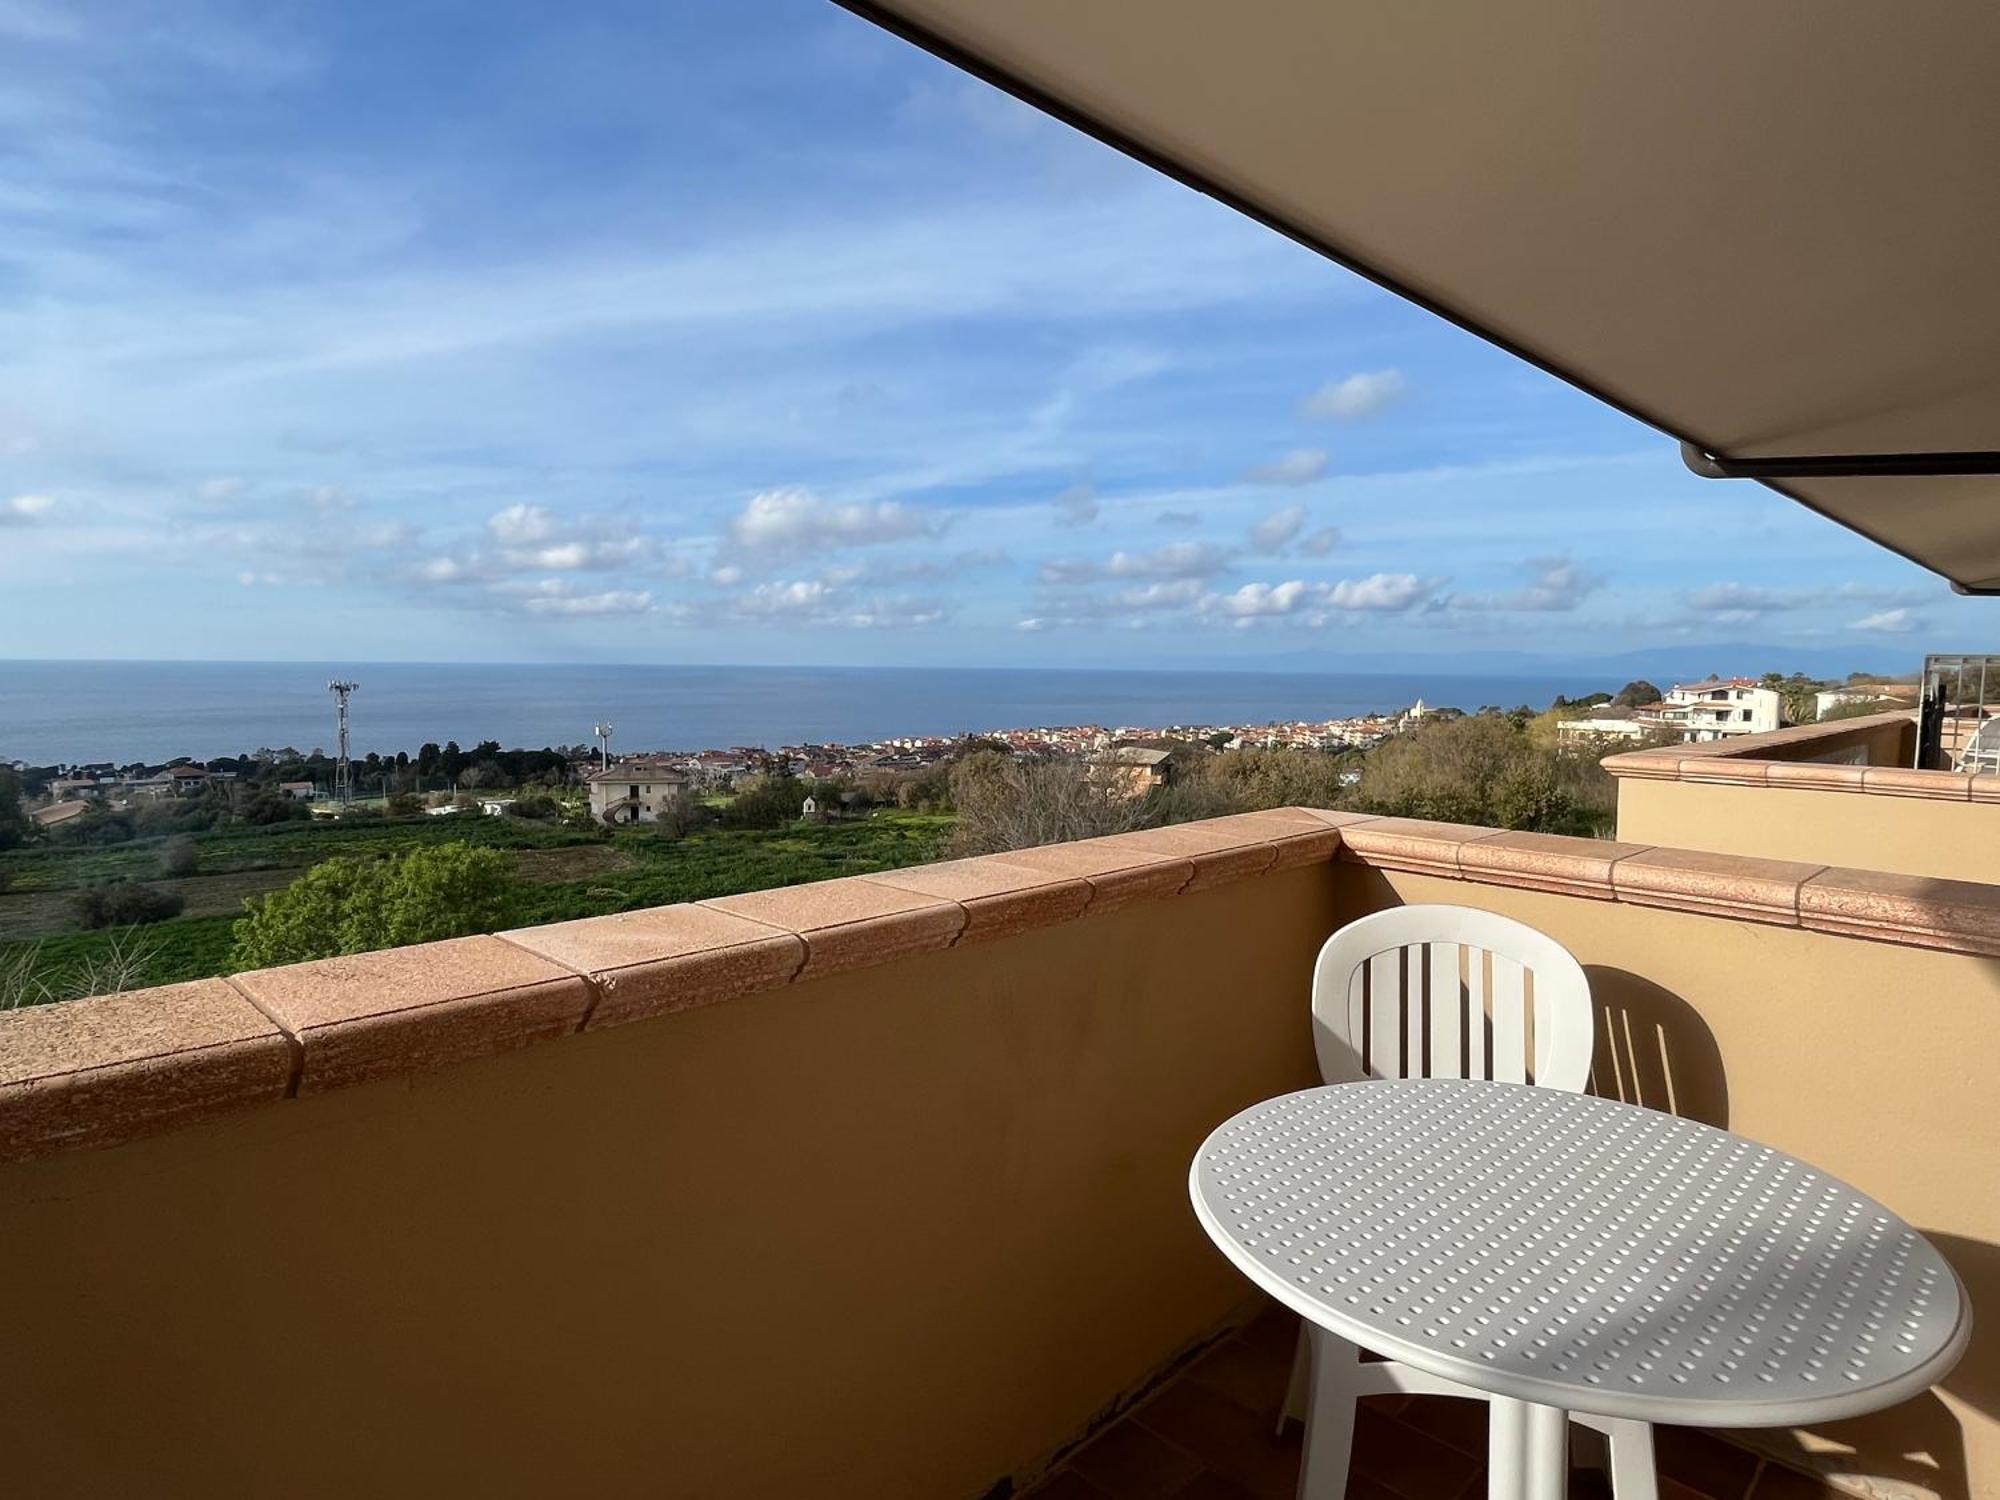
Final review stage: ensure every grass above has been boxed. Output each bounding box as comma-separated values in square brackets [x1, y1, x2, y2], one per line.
[0, 811, 955, 1002]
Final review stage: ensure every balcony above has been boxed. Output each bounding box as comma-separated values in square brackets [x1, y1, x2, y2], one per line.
[0, 806, 1993, 1499]
[1602, 712, 2000, 883]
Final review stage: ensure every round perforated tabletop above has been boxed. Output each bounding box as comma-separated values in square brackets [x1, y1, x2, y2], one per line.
[1190, 1080, 1968, 1426]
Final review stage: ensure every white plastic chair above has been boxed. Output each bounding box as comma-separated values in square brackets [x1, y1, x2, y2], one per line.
[1278, 904, 1658, 1500]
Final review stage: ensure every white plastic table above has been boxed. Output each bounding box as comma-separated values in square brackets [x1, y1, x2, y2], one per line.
[1190, 1079, 1969, 1500]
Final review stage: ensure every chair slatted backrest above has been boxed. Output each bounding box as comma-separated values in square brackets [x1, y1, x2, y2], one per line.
[1311, 905, 1593, 1092]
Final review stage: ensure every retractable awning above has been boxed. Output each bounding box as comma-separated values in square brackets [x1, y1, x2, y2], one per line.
[840, 2, 2000, 593]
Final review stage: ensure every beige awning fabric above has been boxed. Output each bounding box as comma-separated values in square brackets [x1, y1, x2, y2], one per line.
[840, 2, 2000, 592]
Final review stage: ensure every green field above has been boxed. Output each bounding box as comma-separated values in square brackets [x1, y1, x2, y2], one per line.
[0, 811, 954, 1002]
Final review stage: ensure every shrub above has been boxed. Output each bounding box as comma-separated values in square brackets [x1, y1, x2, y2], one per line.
[945, 752, 1144, 857]
[241, 793, 311, 826]
[385, 792, 424, 819]
[506, 791, 562, 821]
[158, 835, 200, 878]
[231, 841, 521, 968]
[71, 880, 186, 929]
[719, 774, 808, 830]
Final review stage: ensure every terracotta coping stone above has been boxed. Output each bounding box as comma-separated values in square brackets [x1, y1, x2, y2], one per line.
[233, 936, 592, 1095]
[1455, 831, 1650, 901]
[1187, 808, 1348, 871]
[1676, 756, 1771, 787]
[1598, 750, 1682, 781]
[1335, 817, 1497, 878]
[501, 906, 807, 1029]
[860, 857, 1091, 946]
[1799, 867, 2000, 956]
[1761, 761, 1869, 791]
[0, 979, 293, 1164]
[1000, 834, 1196, 913]
[701, 876, 966, 981]
[1860, 766, 1971, 800]
[1110, 822, 1280, 892]
[1611, 848, 1825, 926]
[1972, 775, 2000, 805]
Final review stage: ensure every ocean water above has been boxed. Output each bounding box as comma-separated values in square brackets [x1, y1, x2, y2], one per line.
[0, 660, 1596, 765]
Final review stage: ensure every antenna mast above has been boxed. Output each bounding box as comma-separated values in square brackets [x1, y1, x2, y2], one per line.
[329, 680, 359, 806]
[592, 721, 615, 773]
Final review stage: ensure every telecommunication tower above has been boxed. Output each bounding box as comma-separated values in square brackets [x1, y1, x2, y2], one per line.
[329, 680, 360, 805]
[593, 721, 615, 772]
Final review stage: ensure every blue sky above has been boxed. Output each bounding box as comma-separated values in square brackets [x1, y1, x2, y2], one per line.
[0, 0, 1986, 669]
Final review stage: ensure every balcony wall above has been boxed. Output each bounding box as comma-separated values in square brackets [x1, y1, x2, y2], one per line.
[1606, 714, 2000, 883]
[0, 809, 1995, 1500]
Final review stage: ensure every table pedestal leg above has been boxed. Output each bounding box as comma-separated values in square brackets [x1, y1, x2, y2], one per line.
[1489, 1398, 1568, 1500]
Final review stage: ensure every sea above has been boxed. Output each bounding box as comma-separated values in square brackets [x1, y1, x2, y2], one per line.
[0, 660, 1601, 766]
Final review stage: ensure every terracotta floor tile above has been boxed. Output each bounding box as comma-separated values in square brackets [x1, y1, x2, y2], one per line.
[1748, 1460, 1840, 1500]
[1656, 1428, 1760, 1500]
[1133, 1379, 1302, 1500]
[1237, 1307, 1301, 1366]
[1170, 1472, 1263, 1499]
[1021, 1467, 1110, 1499]
[1350, 1474, 1410, 1500]
[1352, 1406, 1483, 1500]
[1183, 1336, 1297, 1416]
[1066, 1418, 1204, 1499]
[1393, 1395, 1491, 1457]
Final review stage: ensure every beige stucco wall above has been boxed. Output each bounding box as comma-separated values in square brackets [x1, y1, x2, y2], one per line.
[2, 854, 1993, 1499]
[1353, 867, 2000, 1500]
[0, 865, 1336, 1500]
[1616, 777, 2000, 883]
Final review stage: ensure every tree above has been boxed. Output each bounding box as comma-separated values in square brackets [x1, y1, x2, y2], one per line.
[1612, 680, 1662, 708]
[230, 842, 522, 968]
[946, 751, 1145, 857]
[0, 766, 30, 850]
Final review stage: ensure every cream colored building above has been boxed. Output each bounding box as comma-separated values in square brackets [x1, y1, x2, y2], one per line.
[586, 757, 691, 825]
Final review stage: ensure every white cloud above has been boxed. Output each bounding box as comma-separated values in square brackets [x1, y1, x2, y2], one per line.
[1040, 540, 1233, 585]
[729, 577, 949, 629]
[1051, 483, 1098, 528]
[1297, 526, 1340, 557]
[726, 486, 943, 557]
[1457, 556, 1602, 612]
[488, 502, 558, 544]
[1851, 608, 1921, 634]
[500, 579, 654, 617]
[1207, 580, 1318, 618]
[1245, 448, 1329, 486]
[1302, 369, 1407, 422]
[709, 564, 744, 587]
[734, 579, 838, 617]
[1, 493, 56, 524]
[1248, 504, 1306, 555]
[1689, 582, 1793, 616]
[1329, 573, 1437, 611]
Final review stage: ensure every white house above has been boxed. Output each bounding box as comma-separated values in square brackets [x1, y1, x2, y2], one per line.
[1648, 679, 1782, 742]
[1555, 705, 1652, 744]
[587, 757, 692, 825]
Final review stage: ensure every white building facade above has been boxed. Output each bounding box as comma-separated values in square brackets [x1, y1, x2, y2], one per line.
[1649, 680, 1782, 742]
[586, 758, 692, 825]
